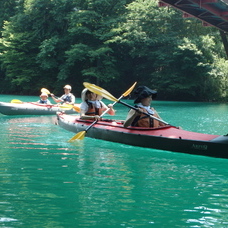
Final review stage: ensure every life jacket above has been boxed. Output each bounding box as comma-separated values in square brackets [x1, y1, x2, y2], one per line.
[85, 100, 103, 116]
[39, 100, 48, 104]
[62, 93, 73, 103]
[131, 106, 154, 127]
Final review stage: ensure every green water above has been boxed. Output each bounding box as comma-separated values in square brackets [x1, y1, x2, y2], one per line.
[1, 95, 228, 227]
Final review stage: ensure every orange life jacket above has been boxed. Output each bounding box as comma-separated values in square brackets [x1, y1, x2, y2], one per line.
[131, 107, 157, 127]
[85, 100, 103, 116]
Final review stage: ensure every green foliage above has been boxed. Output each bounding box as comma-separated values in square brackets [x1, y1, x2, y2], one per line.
[209, 57, 228, 101]
[0, 0, 76, 94]
[0, 0, 18, 34]
[108, 0, 228, 101]
[0, 0, 227, 101]
[151, 38, 211, 100]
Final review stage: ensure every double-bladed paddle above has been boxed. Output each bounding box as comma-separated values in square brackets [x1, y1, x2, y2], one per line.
[41, 88, 59, 99]
[41, 88, 80, 112]
[11, 99, 23, 104]
[68, 82, 137, 142]
[56, 103, 80, 112]
[83, 83, 170, 125]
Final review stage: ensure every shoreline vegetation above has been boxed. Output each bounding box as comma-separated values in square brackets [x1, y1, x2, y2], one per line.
[0, 0, 228, 102]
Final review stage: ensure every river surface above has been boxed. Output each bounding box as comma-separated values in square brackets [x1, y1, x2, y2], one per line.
[1, 95, 228, 227]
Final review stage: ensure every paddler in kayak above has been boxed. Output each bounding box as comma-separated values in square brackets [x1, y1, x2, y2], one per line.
[51, 84, 75, 105]
[37, 92, 52, 105]
[124, 86, 166, 128]
[80, 88, 115, 120]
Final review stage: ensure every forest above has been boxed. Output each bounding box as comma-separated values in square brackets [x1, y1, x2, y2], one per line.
[0, 0, 228, 101]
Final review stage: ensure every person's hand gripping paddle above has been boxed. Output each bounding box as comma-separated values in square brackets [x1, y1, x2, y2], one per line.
[41, 88, 80, 112]
[68, 82, 137, 142]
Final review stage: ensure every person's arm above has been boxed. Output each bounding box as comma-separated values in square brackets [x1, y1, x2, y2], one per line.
[152, 108, 166, 127]
[123, 109, 139, 128]
[46, 99, 52, 105]
[80, 113, 100, 120]
[69, 94, 75, 105]
[80, 109, 100, 120]
[71, 95, 75, 104]
[107, 104, 115, 115]
[80, 102, 100, 120]
[50, 94, 62, 103]
[100, 101, 115, 116]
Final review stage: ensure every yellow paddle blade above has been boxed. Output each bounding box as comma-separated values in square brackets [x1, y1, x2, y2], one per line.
[11, 99, 23, 104]
[83, 82, 118, 102]
[59, 104, 81, 112]
[122, 82, 137, 97]
[41, 88, 51, 95]
[73, 105, 80, 113]
[68, 82, 136, 143]
[59, 104, 73, 110]
[68, 131, 86, 142]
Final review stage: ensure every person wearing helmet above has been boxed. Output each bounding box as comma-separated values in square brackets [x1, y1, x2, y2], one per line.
[124, 86, 165, 128]
[37, 92, 52, 105]
[51, 85, 75, 105]
[80, 88, 115, 120]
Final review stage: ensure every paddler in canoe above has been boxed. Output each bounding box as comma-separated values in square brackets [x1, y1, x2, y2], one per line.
[124, 86, 166, 128]
[37, 92, 52, 105]
[80, 88, 115, 120]
[51, 84, 76, 105]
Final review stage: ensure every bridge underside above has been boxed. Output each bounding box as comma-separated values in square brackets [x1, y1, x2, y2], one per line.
[159, 0, 228, 57]
[159, 0, 228, 33]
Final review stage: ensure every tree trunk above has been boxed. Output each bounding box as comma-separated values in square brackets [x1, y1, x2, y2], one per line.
[220, 30, 228, 59]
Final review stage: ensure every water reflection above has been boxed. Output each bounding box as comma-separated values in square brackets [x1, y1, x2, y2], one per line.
[1, 101, 228, 227]
[1, 143, 228, 227]
[1, 115, 74, 151]
[68, 142, 135, 226]
[50, 140, 228, 227]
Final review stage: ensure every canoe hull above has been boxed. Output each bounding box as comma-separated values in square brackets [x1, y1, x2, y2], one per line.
[57, 113, 228, 159]
[0, 102, 77, 115]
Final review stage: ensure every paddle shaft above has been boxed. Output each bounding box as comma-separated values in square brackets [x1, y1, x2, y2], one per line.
[84, 95, 123, 133]
[68, 82, 137, 142]
[82, 82, 169, 125]
[118, 100, 169, 125]
[41, 88, 59, 99]
[52, 94, 59, 99]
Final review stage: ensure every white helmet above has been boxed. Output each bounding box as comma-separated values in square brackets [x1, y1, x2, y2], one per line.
[63, 85, 72, 90]
[40, 92, 48, 97]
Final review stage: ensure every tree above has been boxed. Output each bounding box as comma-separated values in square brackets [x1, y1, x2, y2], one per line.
[0, 0, 17, 34]
[152, 38, 212, 100]
[61, 0, 131, 86]
[0, 0, 76, 94]
[0, 0, 227, 100]
[108, 0, 227, 101]
[0, 0, 133, 94]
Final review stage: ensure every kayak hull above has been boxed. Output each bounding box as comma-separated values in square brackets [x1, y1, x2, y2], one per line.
[57, 113, 228, 159]
[0, 102, 78, 115]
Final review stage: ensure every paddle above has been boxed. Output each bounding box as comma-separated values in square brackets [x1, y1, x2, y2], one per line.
[59, 104, 80, 112]
[41, 88, 80, 112]
[11, 99, 23, 104]
[83, 82, 170, 125]
[41, 88, 59, 99]
[68, 82, 137, 142]
[10, 99, 54, 106]
[58, 104, 74, 110]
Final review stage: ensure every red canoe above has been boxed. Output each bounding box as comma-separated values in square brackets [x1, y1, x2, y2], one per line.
[57, 112, 228, 159]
